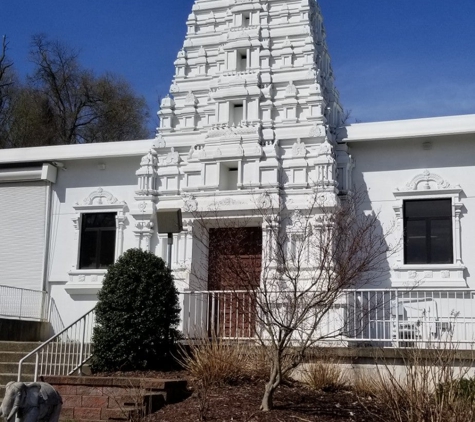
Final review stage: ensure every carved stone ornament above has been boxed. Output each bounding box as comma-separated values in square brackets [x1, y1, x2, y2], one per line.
[258, 193, 272, 209]
[182, 193, 198, 212]
[317, 137, 333, 156]
[285, 81, 298, 98]
[292, 138, 306, 158]
[216, 197, 242, 207]
[399, 170, 458, 191]
[187, 146, 195, 160]
[160, 95, 175, 109]
[289, 209, 304, 229]
[165, 147, 180, 165]
[155, 134, 166, 148]
[79, 188, 123, 206]
[308, 124, 324, 138]
[185, 91, 198, 106]
[140, 149, 158, 167]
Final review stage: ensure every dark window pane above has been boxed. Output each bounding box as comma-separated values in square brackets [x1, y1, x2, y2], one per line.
[99, 230, 116, 268]
[79, 231, 98, 269]
[405, 220, 427, 264]
[431, 219, 453, 263]
[405, 199, 451, 218]
[404, 199, 453, 264]
[79, 212, 117, 269]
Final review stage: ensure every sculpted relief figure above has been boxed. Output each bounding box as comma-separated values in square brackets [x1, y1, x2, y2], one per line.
[0, 382, 62, 422]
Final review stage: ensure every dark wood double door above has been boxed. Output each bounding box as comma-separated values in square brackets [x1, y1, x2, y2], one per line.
[208, 227, 262, 338]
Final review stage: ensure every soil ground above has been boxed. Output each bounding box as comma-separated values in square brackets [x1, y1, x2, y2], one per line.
[102, 371, 388, 422]
[154, 381, 386, 422]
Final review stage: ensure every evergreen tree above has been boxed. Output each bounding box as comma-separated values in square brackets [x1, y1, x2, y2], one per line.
[91, 249, 180, 372]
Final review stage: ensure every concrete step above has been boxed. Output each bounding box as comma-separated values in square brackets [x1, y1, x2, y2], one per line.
[0, 351, 36, 363]
[0, 342, 41, 352]
[0, 362, 36, 375]
[0, 373, 34, 385]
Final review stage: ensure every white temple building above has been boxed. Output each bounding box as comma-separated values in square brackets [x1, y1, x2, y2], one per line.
[1, 0, 475, 346]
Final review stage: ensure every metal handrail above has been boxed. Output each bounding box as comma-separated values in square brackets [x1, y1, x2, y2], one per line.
[0, 284, 49, 321]
[18, 307, 96, 382]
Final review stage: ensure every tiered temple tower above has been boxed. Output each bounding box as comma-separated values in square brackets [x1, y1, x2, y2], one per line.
[133, 0, 353, 288]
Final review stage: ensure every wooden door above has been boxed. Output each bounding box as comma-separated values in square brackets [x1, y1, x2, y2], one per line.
[208, 227, 262, 337]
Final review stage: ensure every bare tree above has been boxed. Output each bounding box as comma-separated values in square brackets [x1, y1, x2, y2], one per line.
[27, 34, 151, 145]
[0, 34, 151, 148]
[188, 190, 394, 411]
[0, 36, 15, 135]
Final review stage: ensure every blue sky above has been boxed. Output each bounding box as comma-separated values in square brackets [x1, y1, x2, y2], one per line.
[2, 0, 475, 128]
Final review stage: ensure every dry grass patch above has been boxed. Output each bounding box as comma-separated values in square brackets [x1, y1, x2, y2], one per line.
[301, 357, 348, 393]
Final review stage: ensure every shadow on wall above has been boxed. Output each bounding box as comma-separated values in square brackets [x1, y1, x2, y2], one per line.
[0, 318, 53, 342]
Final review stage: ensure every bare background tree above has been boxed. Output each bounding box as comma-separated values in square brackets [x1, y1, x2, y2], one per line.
[0, 34, 151, 149]
[0, 36, 15, 142]
[188, 190, 394, 411]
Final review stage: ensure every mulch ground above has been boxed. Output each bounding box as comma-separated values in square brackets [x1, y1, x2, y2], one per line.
[96, 371, 388, 421]
[152, 378, 387, 422]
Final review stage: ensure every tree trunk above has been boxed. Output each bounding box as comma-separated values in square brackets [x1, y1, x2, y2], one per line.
[260, 360, 281, 411]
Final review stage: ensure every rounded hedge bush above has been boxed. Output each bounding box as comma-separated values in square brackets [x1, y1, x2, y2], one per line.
[91, 248, 180, 372]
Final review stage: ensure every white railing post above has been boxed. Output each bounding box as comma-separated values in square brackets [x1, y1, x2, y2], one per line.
[19, 289, 24, 320]
[78, 319, 86, 375]
[33, 353, 39, 382]
[211, 292, 216, 336]
[394, 291, 400, 348]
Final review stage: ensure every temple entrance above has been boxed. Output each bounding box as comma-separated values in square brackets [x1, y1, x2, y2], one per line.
[207, 227, 262, 338]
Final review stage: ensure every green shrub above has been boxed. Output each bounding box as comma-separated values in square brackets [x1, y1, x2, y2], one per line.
[91, 248, 180, 372]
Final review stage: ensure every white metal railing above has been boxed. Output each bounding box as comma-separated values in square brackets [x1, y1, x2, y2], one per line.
[0, 284, 64, 335]
[181, 290, 256, 339]
[180, 289, 475, 348]
[18, 307, 96, 382]
[0, 285, 49, 321]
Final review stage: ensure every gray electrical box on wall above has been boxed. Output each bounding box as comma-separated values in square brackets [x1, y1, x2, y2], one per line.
[156, 209, 183, 234]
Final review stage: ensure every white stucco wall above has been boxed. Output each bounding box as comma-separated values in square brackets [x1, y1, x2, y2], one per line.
[349, 132, 475, 290]
[46, 156, 146, 326]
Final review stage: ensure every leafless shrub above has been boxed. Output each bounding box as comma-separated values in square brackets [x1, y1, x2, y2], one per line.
[176, 335, 253, 421]
[357, 345, 475, 422]
[187, 189, 395, 411]
[301, 357, 347, 392]
[353, 370, 381, 398]
[177, 335, 250, 386]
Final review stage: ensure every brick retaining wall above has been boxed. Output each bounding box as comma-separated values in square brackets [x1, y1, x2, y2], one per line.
[43, 376, 187, 422]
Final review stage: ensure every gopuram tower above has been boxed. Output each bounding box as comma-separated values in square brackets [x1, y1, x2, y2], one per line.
[133, 0, 353, 287]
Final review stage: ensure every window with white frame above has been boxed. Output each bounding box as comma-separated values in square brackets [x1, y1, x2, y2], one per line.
[67, 188, 127, 295]
[79, 212, 117, 269]
[392, 171, 465, 287]
[404, 199, 453, 265]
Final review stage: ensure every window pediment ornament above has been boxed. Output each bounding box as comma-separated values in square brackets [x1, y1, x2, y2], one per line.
[395, 170, 462, 195]
[78, 188, 125, 207]
[72, 188, 127, 229]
